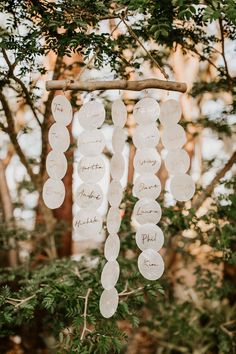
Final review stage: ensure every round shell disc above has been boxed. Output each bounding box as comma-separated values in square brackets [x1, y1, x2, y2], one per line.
[99, 287, 119, 318]
[112, 127, 126, 152]
[43, 178, 65, 209]
[110, 154, 125, 180]
[51, 95, 73, 126]
[133, 97, 160, 125]
[46, 150, 67, 179]
[138, 249, 165, 280]
[78, 101, 105, 130]
[133, 124, 160, 149]
[133, 199, 162, 225]
[107, 181, 123, 207]
[48, 123, 70, 152]
[135, 223, 164, 251]
[77, 156, 105, 183]
[75, 183, 103, 209]
[133, 149, 161, 175]
[159, 99, 182, 126]
[107, 207, 121, 234]
[101, 260, 120, 290]
[78, 129, 105, 156]
[73, 209, 102, 236]
[170, 174, 195, 201]
[161, 124, 186, 151]
[133, 175, 161, 200]
[165, 149, 190, 175]
[112, 99, 127, 128]
[104, 234, 120, 261]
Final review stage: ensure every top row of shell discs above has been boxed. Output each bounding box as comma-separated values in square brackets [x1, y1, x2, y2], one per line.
[133, 98, 182, 126]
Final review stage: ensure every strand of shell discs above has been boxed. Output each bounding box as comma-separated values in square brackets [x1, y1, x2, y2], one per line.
[74, 100, 106, 246]
[43, 95, 72, 209]
[160, 99, 195, 202]
[132, 97, 165, 281]
[99, 99, 127, 318]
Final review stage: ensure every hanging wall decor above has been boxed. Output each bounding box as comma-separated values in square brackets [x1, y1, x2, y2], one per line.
[132, 97, 165, 281]
[44, 77, 193, 319]
[160, 99, 195, 202]
[43, 95, 73, 209]
[99, 99, 127, 318]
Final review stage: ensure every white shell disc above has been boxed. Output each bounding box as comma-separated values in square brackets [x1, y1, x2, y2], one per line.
[111, 99, 127, 127]
[77, 156, 105, 183]
[110, 154, 125, 180]
[135, 224, 164, 251]
[99, 287, 119, 318]
[159, 99, 182, 126]
[133, 149, 161, 175]
[107, 207, 121, 234]
[161, 124, 186, 151]
[138, 249, 164, 281]
[133, 97, 160, 125]
[73, 209, 102, 236]
[107, 181, 123, 207]
[51, 95, 73, 126]
[43, 178, 65, 209]
[133, 124, 160, 149]
[133, 175, 161, 200]
[165, 149, 190, 175]
[112, 127, 126, 152]
[46, 150, 67, 179]
[101, 260, 120, 290]
[78, 101, 105, 130]
[170, 174, 195, 202]
[48, 123, 70, 152]
[104, 234, 120, 261]
[75, 183, 103, 209]
[133, 199, 162, 225]
[78, 129, 105, 156]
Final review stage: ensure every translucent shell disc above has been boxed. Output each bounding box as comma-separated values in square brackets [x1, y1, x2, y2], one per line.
[133, 175, 161, 200]
[133, 149, 161, 175]
[46, 150, 67, 179]
[78, 101, 105, 130]
[133, 199, 162, 225]
[165, 149, 190, 175]
[77, 156, 105, 183]
[99, 287, 119, 318]
[161, 124, 186, 151]
[159, 99, 182, 126]
[135, 223, 164, 251]
[133, 97, 160, 125]
[107, 181, 123, 207]
[170, 174, 195, 202]
[133, 124, 160, 149]
[51, 95, 73, 126]
[101, 260, 120, 290]
[138, 249, 164, 280]
[112, 99, 127, 128]
[73, 209, 102, 236]
[104, 234, 120, 261]
[78, 129, 105, 156]
[75, 183, 103, 209]
[43, 178, 65, 209]
[48, 123, 70, 152]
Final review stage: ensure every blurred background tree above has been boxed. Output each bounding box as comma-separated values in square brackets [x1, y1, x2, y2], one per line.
[0, 0, 235, 353]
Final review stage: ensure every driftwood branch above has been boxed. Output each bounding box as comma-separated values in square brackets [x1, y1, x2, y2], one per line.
[46, 78, 187, 93]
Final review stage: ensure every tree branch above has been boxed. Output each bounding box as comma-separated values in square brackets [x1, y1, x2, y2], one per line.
[80, 288, 92, 340]
[193, 151, 236, 210]
[0, 90, 37, 186]
[1, 48, 42, 127]
[218, 18, 232, 88]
